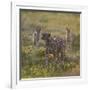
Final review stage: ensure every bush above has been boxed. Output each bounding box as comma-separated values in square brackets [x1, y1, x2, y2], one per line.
[21, 45, 33, 67]
[22, 45, 33, 55]
[36, 47, 46, 57]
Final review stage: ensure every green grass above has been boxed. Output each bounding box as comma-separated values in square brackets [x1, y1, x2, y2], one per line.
[20, 44, 80, 79]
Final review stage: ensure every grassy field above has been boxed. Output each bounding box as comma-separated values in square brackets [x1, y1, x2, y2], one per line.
[20, 9, 80, 79]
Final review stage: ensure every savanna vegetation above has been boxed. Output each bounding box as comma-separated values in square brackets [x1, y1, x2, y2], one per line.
[20, 9, 80, 79]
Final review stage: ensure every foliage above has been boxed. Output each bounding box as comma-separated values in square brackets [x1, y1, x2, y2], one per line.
[36, 47, 46, 57]
[20, 9, 80, 79]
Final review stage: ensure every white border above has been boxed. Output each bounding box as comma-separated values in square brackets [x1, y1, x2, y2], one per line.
[11, 2, 88, 88]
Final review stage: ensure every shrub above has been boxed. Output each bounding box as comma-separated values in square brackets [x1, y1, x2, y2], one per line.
[21, 45, 33, 67]
[22, 45, 33, 55]
[36, 47, 46, 57]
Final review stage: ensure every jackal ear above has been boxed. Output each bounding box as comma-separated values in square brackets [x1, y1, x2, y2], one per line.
[66, 27, 70, 32]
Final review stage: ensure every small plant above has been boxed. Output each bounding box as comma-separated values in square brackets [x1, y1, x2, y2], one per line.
[36, 47, 46, 57]
[22, 45, 33, 55]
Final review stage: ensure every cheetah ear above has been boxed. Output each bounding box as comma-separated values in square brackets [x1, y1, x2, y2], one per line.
[48, 33, 51, 37]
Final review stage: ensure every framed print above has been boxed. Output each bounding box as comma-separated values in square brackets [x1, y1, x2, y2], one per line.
[11, 2, 87, 88]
